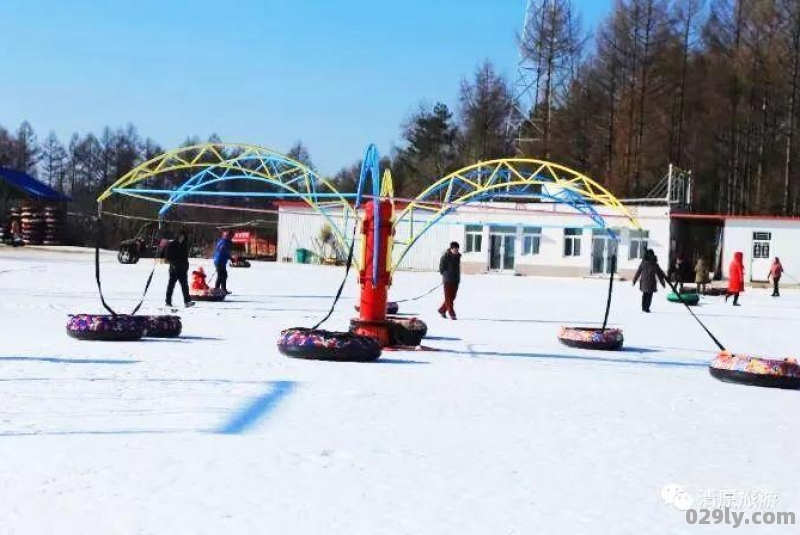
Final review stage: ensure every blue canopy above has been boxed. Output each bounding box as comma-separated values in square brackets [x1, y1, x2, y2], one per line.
[0, 167, 71, 202]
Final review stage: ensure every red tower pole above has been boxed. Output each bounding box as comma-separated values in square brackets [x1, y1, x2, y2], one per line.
[353, 199, 394, 346]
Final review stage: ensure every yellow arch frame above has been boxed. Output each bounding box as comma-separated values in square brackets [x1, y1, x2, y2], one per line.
[392, 159, 640, 272]
[97, 143, 358, 253]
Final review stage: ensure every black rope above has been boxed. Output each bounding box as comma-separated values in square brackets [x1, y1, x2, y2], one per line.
[311, 222, 358, 330]
[95, 241, 118, 316]
[659, 265, 727, 352]
[394, 283, 443, 304]
[602, 255, 616, 331]
[93, 217, 157, 316]
[129, 261, 156, 315]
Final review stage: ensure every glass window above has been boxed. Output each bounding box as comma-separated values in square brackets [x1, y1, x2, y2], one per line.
[564, 228, 582, 257]
[629, 229, 650, 260]
[465, 225, 483, 253]
[522, 227, 541, 256]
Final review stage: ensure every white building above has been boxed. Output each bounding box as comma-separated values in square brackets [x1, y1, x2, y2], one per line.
[277, 201, 670, 279]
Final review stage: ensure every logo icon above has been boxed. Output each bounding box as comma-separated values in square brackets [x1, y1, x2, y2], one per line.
[661, 484, 694, 511]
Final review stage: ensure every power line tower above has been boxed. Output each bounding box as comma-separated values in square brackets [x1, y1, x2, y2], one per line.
[510, 0, 580, 157]
[511, 0, 545, 152]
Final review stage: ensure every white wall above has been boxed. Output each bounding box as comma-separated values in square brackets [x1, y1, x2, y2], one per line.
[723, 219, 800, 282]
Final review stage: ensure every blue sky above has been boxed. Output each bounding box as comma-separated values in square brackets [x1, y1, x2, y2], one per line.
[0, 0, 612, 175]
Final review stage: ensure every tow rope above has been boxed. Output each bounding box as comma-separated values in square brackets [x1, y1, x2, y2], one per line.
[94, 217, 157, 316]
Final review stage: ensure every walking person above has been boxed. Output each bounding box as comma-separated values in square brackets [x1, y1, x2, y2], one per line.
[165, 230, 194, 308]
[768, 257, 784, 297]
[725, 251, 745, 306]
[213, 231, 233, 294]
[632, 249, 666, 313]
[695, 257, 710, 295]
[670, 254, 687, 293]
[438, 241, 461, 320]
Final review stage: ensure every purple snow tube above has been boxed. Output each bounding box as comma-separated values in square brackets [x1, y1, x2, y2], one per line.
[134, 315, 183, 338]
[66, 314, 145, 341]
[277, 328, 382, 362]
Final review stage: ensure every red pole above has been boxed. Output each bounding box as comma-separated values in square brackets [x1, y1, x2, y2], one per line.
[353, 199, 393, 345]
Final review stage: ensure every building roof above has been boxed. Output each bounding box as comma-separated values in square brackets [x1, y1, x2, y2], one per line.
[670, 212, 800, 222]
[0, 167, 72, 202]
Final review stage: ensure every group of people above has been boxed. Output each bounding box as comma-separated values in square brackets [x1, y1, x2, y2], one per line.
[633, 249, 786, 312]
[162, 229, 788, 318]
[163, 230, 234, 308]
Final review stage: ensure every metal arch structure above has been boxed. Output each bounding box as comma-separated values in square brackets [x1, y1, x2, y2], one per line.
[355, 144, 384, 285]
[392, 159, 641, 272]
[96, 143, 359, 249]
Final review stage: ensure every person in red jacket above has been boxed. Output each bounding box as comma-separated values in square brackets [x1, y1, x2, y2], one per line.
[191, 266, 210, 292]
[725, 251, 745, 306]
[768, 257, 784, 297]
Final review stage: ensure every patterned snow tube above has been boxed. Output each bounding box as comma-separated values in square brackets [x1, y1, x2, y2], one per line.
[667, 292, 700, 305]
[709, 353, 800, 390]
[386, 317, 428, 346]
[190, 288, 227, 302]
[354, 302, 399, 315]
[66, 314, 145, 341]
[278, 328, 382, 362]
[134, 315, 182, 338]
[558, 327, 624, 351]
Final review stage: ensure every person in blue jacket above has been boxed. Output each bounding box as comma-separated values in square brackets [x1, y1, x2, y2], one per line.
[213, 231, 233, 294]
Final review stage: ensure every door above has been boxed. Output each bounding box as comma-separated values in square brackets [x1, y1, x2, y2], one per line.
[751, 231, 772, 282]
[502, 235, 516, 271]
[488, 226, 516, 272]
[591, 237, 607, 274]
[591, 233, 617, 274]
[489, 235, 503, 270]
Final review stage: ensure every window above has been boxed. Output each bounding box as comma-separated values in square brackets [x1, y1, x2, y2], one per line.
[752, 231, 771, 259]
[629, 230, 650, 260]
[522, 227, 542, 255]
[465, 225, 483, 253]
[563, 228, 582, 257]
[753, 242, 770, 259]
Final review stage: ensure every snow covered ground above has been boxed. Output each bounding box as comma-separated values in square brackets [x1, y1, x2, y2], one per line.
[0, 246, 798, 534]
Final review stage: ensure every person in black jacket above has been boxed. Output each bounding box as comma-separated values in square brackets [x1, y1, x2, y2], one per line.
[632, 249, 666, 313]
[165, 230, 194, 308]
[438, 241, 461, 320]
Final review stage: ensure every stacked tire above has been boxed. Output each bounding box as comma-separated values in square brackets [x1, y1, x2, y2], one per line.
[20, 203, 45, 245]
[43, 205, 64, 245]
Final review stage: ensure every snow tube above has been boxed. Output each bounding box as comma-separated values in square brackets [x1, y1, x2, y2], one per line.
[557, 326, 624, 351]
[703, 287, 727, 296]
[709, 352, 800, 389]
[667, 292, 700, 305]
[354, 302, 399, 315]
[386, 316, 428, 346]
[66, 314, 145, 341]
[190, 288, 227, 302]
[134, 315, 182, 338]
[230, 259, 251, 268]
[278, 328, 382, 362]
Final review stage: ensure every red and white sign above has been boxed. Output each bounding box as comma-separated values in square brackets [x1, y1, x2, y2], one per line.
[232, 231, 250, 244]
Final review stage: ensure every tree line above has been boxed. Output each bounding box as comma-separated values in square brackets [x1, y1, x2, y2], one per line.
[3, 0, 800, 218]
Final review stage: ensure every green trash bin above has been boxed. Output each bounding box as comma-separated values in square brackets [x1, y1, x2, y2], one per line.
[295, 248, 308, 264]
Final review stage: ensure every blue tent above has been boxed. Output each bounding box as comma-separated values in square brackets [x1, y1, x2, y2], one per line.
[0, 167, 71, 202]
